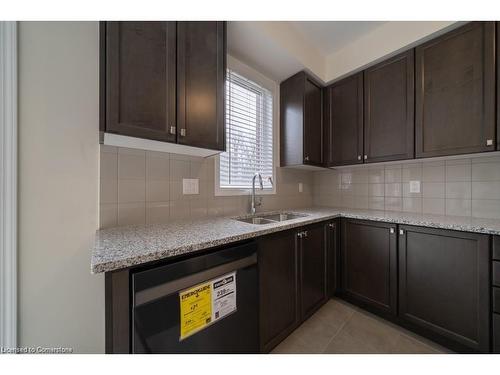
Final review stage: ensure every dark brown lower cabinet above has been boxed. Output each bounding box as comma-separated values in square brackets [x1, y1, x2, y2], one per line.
[326, 220, 339, 297]
[398, 225, 490, 352]
[299, 223, 327, 320]
[494, 314, 500, 353]
[340, 219, 398, 315]
[258, 230, 299, 353]
[259, 223, 330, 352]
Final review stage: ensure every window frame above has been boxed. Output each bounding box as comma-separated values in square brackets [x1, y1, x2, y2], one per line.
[215, 55, 279, 196]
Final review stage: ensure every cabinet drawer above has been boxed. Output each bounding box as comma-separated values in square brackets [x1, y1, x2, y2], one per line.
[494, 313, 500, 353]
[494, 236, 500, 260]
[494, 261, 500, 287]
[494, 288, 500, 313]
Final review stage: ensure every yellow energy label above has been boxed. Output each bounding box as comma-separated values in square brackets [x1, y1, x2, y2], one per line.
[178, 272, 237, 341]
[179, 282, 212, 340]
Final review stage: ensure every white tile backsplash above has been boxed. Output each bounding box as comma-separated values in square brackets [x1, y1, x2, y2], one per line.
[312, 154, 500, 220]
[101, 147, 500, 225]
[99, 145, 314, 228]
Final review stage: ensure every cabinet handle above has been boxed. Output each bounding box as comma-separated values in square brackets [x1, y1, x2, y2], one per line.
[357, 155, 361, 161]
[169, 126, 176, 135]
[328, 223, 335, 229]
[297, 232, 303, 239]
[364, 155, 367, 160]
[486, 139, 493, 146]
[390, 228, 395, 234]
[303, 231, 308, 238]
[180, 128, 186, 137]
[399, 229, 404, 235]
[304, 156, 309, 161]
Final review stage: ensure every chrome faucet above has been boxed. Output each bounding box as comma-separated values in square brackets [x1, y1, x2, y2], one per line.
[250, 173, 273, 215]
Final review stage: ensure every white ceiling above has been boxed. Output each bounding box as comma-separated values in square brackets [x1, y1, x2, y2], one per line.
[287, 21, 387, 57]
[227, 21, 457, 83]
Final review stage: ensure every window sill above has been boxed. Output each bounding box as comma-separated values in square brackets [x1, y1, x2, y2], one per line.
[214, 187, 276, 197]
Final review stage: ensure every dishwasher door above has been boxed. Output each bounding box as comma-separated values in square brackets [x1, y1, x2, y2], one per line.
[132, 241, 259, 353]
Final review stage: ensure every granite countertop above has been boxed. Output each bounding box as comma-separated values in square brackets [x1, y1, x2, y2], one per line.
[91, 207, 500, 274]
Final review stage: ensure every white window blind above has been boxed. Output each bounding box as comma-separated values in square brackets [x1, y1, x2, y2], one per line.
[220, 69, 274, 189]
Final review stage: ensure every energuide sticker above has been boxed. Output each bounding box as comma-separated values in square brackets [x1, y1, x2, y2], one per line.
[179, 271, 237, 340]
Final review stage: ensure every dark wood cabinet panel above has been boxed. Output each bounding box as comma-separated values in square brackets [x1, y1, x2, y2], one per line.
[364, 50, 414, 163]
[280, 71, 323, 167]
[325, 73, 364, 166]
[102, 21, 226, 151]
[398, 225, 490, 352]
[299, 223, 327, 320]
[105, 269, 131, 354]
[416, 22, 496, 158]
[177, 21, 226, 151]
[258, 230, 298, 352]
[304, 77, 323, 165]
[326, 220, 339, 297]
[493, 288, 500, 314]
[494, 314, 500, 353]
[341, 219, 397, 315]
[494, 261, 500, 287]
[105, 21, 177, 142]
[494, 235, 500, 260]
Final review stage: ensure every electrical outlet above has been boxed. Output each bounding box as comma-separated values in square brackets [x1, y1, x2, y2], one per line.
[298, 183, 303, 193]
[182, 178, 199, 195]
[409, 180, 421, 194]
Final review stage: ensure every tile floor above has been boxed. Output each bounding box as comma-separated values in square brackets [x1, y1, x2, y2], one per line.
[272, 298, 451, 354]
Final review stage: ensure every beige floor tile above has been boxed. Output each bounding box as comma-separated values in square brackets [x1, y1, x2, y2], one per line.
[272, 332, 312, 354]
[388, 334, 439, 354]
[327, 310, 401, 353]
[273, 298, 450, 354]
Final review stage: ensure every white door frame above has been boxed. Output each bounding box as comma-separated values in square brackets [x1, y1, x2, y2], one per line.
[0, 21, 17, 349]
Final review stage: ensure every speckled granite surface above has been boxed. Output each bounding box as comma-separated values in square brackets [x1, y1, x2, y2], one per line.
[91, 207, 500, 273]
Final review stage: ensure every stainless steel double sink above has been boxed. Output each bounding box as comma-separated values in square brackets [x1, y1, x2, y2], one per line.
[235, 212, 308, 225]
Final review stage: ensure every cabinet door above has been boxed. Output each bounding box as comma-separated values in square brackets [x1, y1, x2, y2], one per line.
[416, 22, 495, 158]
[341, 219, 397, 315]
[364, 50, 414, 163]
[326, 221, 339, 297]
[494, 314, 500, 353]
[299, 224, 327, 320]
[399, 225, 490, 352]
[258, 230, 298, 352]
[177, 21, 226, 151]
[105, 22, 177, 142]
[326, 73, 364, 166]
[303, 76, 323, 166]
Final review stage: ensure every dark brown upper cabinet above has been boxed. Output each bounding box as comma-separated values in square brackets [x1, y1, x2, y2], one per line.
[416, 22, 496, 158]
[340, 219, 398, 316]
[105, 22, 177, 143]
[324, 72, 364, 167]
[177, 22, 226, 151]
[364, 50, 415, 163]
[399, 225, 490, 352]
[280, 71, 323, 168]
[102, 21, 226, 152]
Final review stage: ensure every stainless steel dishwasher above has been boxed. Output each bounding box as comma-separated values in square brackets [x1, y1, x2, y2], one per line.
[131, 241, 259, 353]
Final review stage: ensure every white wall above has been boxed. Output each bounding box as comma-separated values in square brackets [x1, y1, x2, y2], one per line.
[18, 22, 104, 353]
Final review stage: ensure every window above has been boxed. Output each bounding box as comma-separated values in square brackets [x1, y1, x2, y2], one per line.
[217, 61, 275, 194]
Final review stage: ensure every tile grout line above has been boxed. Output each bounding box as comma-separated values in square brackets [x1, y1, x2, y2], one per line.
[321, 307, 357, 353]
